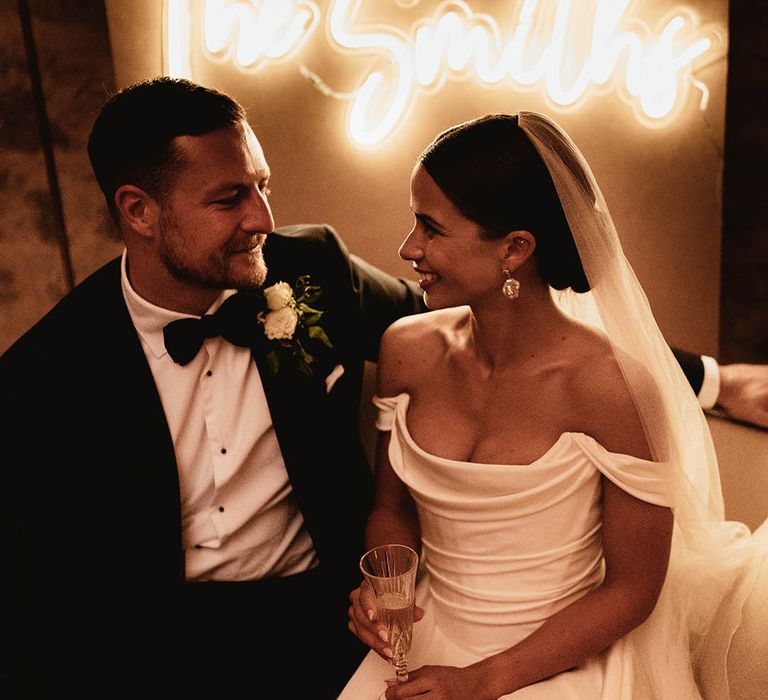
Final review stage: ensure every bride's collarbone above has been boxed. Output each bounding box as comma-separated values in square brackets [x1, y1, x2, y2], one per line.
[406, 397, 572, 466]
[404, 357, 584, 462]
[425, 365, 578, 412]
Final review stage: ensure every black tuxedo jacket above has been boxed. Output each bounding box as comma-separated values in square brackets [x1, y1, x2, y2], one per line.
[672, 348, 705, 396]
[3, 224, 423, 694]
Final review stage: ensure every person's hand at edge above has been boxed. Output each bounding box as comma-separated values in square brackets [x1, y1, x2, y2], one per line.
[716, 363, 768, 430]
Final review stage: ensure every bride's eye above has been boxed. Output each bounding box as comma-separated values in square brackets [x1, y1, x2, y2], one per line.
[421, 221, 439, 238]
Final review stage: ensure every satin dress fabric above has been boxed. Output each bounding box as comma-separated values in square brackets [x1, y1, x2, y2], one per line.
[339, 393, 694, 699]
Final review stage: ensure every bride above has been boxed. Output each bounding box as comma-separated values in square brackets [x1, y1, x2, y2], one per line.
[339, 112, 767, 698]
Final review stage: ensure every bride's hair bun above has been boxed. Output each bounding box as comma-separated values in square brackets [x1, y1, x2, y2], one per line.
[420, 113, 590, 293]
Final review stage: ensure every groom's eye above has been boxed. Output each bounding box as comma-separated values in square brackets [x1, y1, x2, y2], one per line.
[210, 189, 240, 206]
[212, 185, 251, 207]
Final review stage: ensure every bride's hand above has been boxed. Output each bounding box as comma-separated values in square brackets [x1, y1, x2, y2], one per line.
[348, 580, 424, 660]
[348, 581, 394, 660]
[383, 665, 486, 699]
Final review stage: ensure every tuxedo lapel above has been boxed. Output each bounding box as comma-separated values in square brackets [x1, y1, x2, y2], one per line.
[253, 234, 357, 559]
[87, 260, 184, 580]
[251, 336, 327, 477]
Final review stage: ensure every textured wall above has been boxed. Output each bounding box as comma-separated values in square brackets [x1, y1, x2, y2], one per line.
[2, 0, 763, 366]
[0, 0, 120, 355]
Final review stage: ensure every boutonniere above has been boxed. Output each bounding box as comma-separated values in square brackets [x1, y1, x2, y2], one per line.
[258, 275, 333, 375]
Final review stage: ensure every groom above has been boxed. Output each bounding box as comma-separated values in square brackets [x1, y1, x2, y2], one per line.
[3, 77, 423, 697]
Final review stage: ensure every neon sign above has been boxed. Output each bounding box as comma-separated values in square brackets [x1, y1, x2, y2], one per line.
[199, 0, 318, 69]
[164, 0, 722, 146]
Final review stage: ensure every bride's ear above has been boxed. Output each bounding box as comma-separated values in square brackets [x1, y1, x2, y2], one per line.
[501, 230, 536, 271]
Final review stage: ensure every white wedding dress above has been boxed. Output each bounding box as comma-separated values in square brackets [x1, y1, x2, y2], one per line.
[340, 111, 767, 699]
[338, 393, 766, 699]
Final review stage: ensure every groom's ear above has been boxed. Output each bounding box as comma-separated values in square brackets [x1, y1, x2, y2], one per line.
[114, 184, 161, 240]
[501, 230, 536, 270]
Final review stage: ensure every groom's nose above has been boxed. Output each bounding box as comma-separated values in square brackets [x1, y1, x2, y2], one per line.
[241, 186, 275, 234]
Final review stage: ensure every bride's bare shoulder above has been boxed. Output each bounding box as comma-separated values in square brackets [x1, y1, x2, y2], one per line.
[377, 307, 467, 394]
[382, 307, 466, 349]
[567, 323, 656, 459]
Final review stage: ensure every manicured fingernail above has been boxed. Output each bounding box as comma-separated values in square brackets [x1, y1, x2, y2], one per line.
[378, 629, 389, 642]
[367, 609, 374, 621]
[383, 647, 394, 658]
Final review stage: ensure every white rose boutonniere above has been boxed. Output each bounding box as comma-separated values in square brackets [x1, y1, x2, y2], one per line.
[263, 281, 293, 310]
[262, 306, 298, 340]
[258, 275, 332, 375]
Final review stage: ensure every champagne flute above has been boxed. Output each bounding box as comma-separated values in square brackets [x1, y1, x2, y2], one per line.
[360, 544, 419, 687]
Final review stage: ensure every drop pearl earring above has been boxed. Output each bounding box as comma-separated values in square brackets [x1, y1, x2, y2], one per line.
[502, 269, 520, 300]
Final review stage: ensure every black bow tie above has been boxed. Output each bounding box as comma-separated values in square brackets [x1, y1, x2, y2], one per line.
[162, 292, 260, 366]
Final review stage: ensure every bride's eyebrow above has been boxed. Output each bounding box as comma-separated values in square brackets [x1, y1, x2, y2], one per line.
[414, 212, 447, 232]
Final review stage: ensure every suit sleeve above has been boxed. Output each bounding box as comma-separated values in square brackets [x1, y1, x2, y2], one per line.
[672, 347, 705, 395]
[307, 224, 425, 361]
[347, 252, 426, 360]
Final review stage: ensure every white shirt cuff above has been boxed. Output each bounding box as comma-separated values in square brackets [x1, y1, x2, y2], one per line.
[698, 355, 720, 409]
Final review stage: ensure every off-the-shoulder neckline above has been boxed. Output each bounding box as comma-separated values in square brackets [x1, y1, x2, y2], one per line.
[375, 392, 658, 467]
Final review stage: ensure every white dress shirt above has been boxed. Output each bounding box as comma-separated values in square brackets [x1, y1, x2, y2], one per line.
[698, 354, 721, 410]
[120, 252, 319, 581]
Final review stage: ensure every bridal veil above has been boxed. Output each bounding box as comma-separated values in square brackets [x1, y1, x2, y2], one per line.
[518, 111, 765, 699]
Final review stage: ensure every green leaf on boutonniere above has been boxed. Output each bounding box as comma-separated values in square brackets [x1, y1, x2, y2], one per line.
[294, 339, 315, 376]
[295, 275, 322, 303]
[299, 288, 322, 304]
[258, 275, 332, 376]
[307, 325, 333, 348]
[296, 304, 323, 325]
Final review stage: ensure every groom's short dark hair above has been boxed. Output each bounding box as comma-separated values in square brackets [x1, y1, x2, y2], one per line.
[88, 76, 246, 218]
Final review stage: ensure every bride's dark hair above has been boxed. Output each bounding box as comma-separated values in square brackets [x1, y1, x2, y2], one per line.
[419, 113, 589, 293]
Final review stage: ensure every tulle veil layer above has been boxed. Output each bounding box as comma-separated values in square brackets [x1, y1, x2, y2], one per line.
[519, 111, 762, 699]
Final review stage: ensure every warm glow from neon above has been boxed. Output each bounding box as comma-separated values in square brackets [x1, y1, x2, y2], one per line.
[202, 0, 319, 70]
[328, 0, 716, 145]
[165, 0, 193, 78]
[164, 0, 720, 147]
[165, 0, 319, 75]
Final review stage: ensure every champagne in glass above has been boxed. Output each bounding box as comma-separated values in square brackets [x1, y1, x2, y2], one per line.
[378, 591, 413, 667]
[360, 544, 419, 683]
